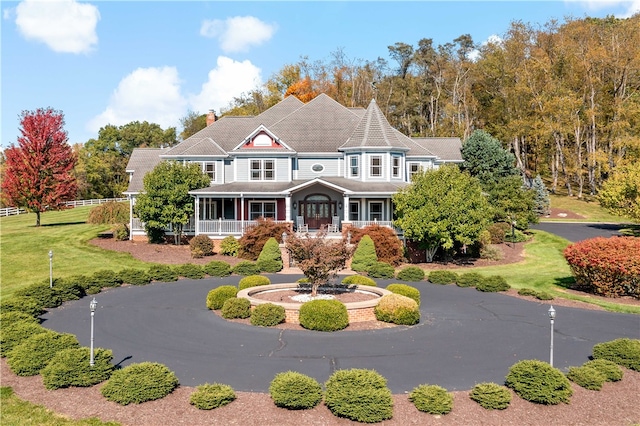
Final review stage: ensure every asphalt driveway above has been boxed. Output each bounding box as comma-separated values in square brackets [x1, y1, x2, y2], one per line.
[532, 222, 627, 242]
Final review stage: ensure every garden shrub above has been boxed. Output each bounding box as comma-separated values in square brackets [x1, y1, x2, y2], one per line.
[480, 244, 504, 261]
[101, 362, 179, 405]
[469, 382, 511, 410]
[487, 222, 510, 244]
[238, 275, 271, 290]
[341, 275, 376, 287]
[504, 229, 530, 243]
[146, 227, 166, 244]
[0, 311, 39, 326]
[87, 201, 129, 224]
[190, 383, 236, 410]
[204, 260, 232, 277]
[238, 218, 289, 260]
[409, 384, 453, 415]
[173, 263, 205, 279]
[91, 269, 123, 288]
[221, 298, 251, 319]
[368, 261, 395, 279]
[582, 359, 623, 382]
[206, 286, 238, 310]
[220, 235, 240, 256]
[386, 284, 421, 306]
[7, 330, 80, 376]
[324, 369, 393, 423]
[251, 303, 286, 327]
[299, 300, 349, 331]
[113, 223, 129, 241]
[189, 235, 214, 258]
[566, 366, 606, 391]
[374, 294, 420, 325]
[592, 338, 640, 371]
[350, 235, 378, 272]
[41, 347, 114, 390]
[564, 236, 640, 299]
[147, 265, 178, 282]
[476, 275, 510, 292]
[428, 270, 458, 285]
[536, 291, 554, 300]
[52, 278, 85, 302]
[396, 266, 425, 282]
[505, 360, 573, 404]
[0, 296, 45, 318]
[232, 261, 261, 276]
[13, 282, 63, 309]
[269, 371, 323, 410]
[118, 268, 151, 286]
[297, 277, 310, 283]
[0, 320, 48, 357]
[518, 288, 538, 296]
[457, 272, 484, 288]
[349, 225, 404, 266]
[64, 274, 98, 294]
[257, 237, 283, 273]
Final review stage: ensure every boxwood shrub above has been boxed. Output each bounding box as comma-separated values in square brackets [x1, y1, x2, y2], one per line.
[582, 359, 623, 382]
[375, 293, 420, 325]
[256, 237, 283, 273]
[368, 261, 395, 279]
[7, 331, 80, 376]
[396, 266, 425, 282]
[101, 362, 179, 405]
[428, 270, 458, 285]
[409, 384, 453, 415]
[0, 320, 48, 357]
[204, 260, 232, 277]
[91, 269, 123, 289]
[341, 275, 376, 287]
[119, 268, 151, 286]
[221, 298, 251, 319]
[269, 371, 323, 409]
[220, 235, 240, 256]
[592, 338, 640, 371]
[41, 347, 114, 390]
[518, 288, 538, 297]
[505, 360, 572, 405]
[324, 369, 393, 423]
[190, 383, 236, 410]
[251, 303, 286, 327]
[456, 272, 484, 288]
[566, 365, 606, 391]
[476, 275, 510, 292]
[189, 235, 214, 258]
[535, 291, 554, 300]
[232, 261, 261, 276]
[350, 235, 378, 273]
[469, 382, 512, 410]
[385, 284, 420, 306]
[299, 300, 348, 331]
[206, 286, 238, 310]
[173, 263, 205, 279]
[147, 265, 178, 282]
[238, 275, 271, 290]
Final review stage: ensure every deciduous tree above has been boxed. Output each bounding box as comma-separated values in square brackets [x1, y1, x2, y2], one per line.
[598, 162, 640, 222]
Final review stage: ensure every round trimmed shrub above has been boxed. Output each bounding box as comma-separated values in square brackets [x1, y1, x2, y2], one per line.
[189, 235, 214, 258]
[238, 275, 271, 290]
[232, 261, 260, 276]
[0, 320, 48, 357]
[91, 269, 123, 288]
[221, 298, 251, 319]
[456, 272, 484, 288]
[518, 288, 538, 297]
[469, 382, 511, 410]
[148, 264, 178, 282]
[204, 260, 232, 277]
[299, 300, 348, 331]
[7, 331, 80, 376]
[119, 268, 151, 286]
[582, 359, 623, 382]
[0, 296, 46, 318]
[592, 338, 640, 371]
[566, 365, 606, 390]
[375, 293, 420, 325]
[220, 235, 240, 256]
[101, 362, 179, 405]
[428, 270, 458, 285]
[269, 371, 323, 409]
[396, 266, 425, 282]
[206, 286, 238, 310]
[505, 360, 572, 405]
[368, 261, 395, 279]
[257, 237, 283, 273]
[536, 291, 554, 300]
[324, 369, 393, 423]
[341, 275, 376, 286]
[350, 235, 377, 273]
[409, 384, 453, 414]
[173, 263, 205, 279]
[251, 303, 286, 327]
[190, 383, 236, 410]
[476, 275, 510, 292]
[113, 223, 129, 241]
[386, 284, 420, 306]
[41, 347, 114, 390]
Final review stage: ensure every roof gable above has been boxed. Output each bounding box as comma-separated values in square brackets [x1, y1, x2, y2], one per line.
[341, 99, 410, 151]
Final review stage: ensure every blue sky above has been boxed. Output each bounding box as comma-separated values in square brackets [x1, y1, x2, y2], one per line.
[2, 1, 638, 148]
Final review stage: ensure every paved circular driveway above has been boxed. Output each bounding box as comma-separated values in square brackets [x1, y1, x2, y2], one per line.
[532, 222, 627, 242]
[42, 275, 639, 393]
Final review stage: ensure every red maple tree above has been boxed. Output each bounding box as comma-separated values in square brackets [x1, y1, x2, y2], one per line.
[1, 108, 77, 226]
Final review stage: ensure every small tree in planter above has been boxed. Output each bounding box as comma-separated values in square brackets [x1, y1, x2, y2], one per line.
[285, 230, 352, 297]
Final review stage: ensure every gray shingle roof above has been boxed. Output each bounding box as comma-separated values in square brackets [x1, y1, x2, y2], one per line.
[340, 99, 410, 150]
[124, 148, 164, 193]
[411, 137, 463, 161]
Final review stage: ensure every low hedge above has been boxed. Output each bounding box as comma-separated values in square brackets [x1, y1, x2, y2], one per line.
[269, 371, 323, 409]
[251, 303, 286, 327]
[91, 269, 123, 289]
[582, 359, 623, 382]
[469, 382, 511, 410]
[7, 331, 80, 376]
[456, 272, 484, 288]
[41, 347, 114, 390]
[386, 283, 421, 306]
[518, 287, 554, 300]
[147, 265, 178, 282]
[190, 383, 236, 410]
[341, 275, 376, 287]
[375, 293, 420, 325]
[409, 384, 453, 415]
[324, 369, 393, 423]
[428, 270, 458, 285]
[119, 268, 151, 286]
[367, 262, 395, 279]
[0, 311, 39, 326]
[505, 360, 572, 405]
[206, 286, 238, 310]
[232, 261, 261, 276]
[173, 263, 205, 280]
[221, 298, 251, 319]
[0, 296, 46, 318]
[566, 365, 606, 391]
[299, 300, 348, 331]
[476, 275, 510, 292]
[13, 282, 63, 309]
[101, 362, 179, 405]
[0, 320, 48, 357]
[592, 338, 640, 371]
[204, 261, 232, 277]
[238, 275, 271, 290]
[396, 266, 425, 282]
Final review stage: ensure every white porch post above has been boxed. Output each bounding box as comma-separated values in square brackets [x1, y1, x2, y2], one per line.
[194, 197, 199, 235]
[240, 193, 245, 234]
[128, 197, 134, 240]
[343, 194, 350, 222]
[285, 195, 291, 222]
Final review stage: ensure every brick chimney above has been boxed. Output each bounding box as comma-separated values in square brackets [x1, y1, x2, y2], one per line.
[206, 109, 217, 126]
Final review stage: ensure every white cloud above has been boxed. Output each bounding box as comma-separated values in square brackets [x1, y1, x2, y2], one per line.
[200, 15, 276, 53]
[569, 0, 640, 17]
[468, 34, 503, 62]
[189, 56, 262, 114]
[15, 0, 100, 54]
[88, 67, 187, 132]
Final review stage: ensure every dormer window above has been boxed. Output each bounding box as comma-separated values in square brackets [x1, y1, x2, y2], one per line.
[253, 133, 272, 147]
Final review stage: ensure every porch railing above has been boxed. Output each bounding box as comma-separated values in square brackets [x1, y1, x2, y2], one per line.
[352, 220, 394, 229]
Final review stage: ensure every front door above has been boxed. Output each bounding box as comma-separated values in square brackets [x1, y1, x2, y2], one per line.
[301, 194, 336, 229]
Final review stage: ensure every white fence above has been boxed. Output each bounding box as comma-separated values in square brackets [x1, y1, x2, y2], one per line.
[0, 207, 26, 217]
[0, 198, 128, 217]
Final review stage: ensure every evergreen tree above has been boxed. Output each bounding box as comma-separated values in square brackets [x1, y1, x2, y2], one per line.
[532, 175, 551, 216]
[351, 235, 378, 272]
[257, 237, 283, 273]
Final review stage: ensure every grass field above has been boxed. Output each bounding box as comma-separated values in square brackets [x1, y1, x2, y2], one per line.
[546, 194, 632, 223]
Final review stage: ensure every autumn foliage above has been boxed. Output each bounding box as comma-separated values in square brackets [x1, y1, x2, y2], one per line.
[1, 108, 77, 226]
[284, 77, 318, 103]
[238, 218, 291, 260]
[348, 225, 405, 266]
[563, 237, 640, 299]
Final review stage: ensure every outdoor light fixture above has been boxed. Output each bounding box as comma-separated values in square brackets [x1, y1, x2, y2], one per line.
[282, 232, 287, 243]
[49, 250, 53, 288]
[90, 298, 97, 367]
[339, 202, 343, 210]
[548, 305, 556, 366]
[293, 202, 297, 209]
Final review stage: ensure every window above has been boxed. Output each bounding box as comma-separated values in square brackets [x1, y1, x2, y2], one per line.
[250, 159, 275, 180]
[408, 163, 421, 180]
[199, 198, 217, 220]
[392, 156, 400, 178]
[249, 201, 276, 220]
[204, 162, 215, 181]
[350, 156, 359, 177]
[370, 156, 382, 177]
[253, 133, 272, 146]
[369, 202, 383, 221]
[349, 201, 359, 221]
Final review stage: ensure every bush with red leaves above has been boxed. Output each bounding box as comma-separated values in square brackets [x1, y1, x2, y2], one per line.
[348, 225, 405, 266]
[238, 218, 291, 260]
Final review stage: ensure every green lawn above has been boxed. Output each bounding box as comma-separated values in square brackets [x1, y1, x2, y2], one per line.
[546, 194, 632, 223]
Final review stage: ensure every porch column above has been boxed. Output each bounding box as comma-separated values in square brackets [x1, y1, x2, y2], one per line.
[240, 193, 245, 233]
[129, 197, 134, 240]
[194, 197, 199, 235]
[343, 194, 350, 222]
[285, 195, 291, 222]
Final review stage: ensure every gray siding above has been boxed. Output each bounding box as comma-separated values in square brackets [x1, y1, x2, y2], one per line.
[297, 158, 341, 179]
